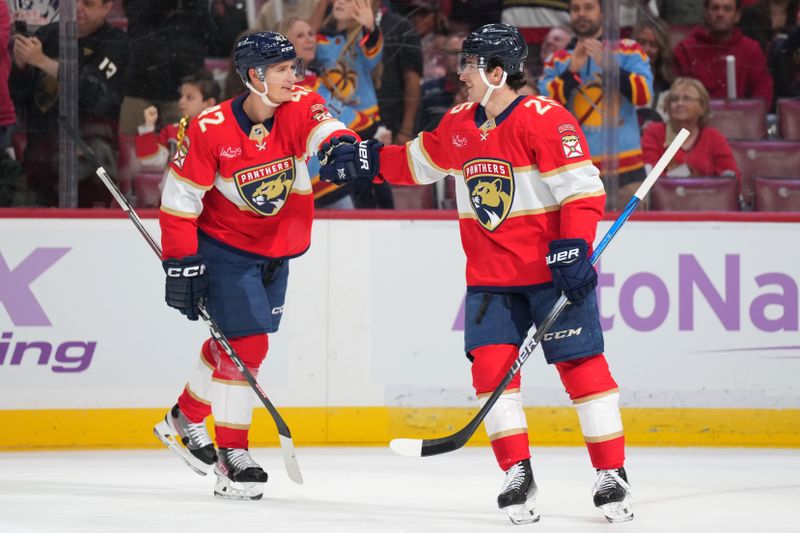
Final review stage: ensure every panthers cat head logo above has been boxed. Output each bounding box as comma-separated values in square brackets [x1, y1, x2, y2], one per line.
[464, 159, 514, 231]
[235, 157, 296, 216]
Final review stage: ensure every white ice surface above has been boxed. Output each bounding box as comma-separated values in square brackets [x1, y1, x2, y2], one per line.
[0, 447, 798, 533]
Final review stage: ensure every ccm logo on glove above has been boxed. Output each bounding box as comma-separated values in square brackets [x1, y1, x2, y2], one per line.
[166, 264, 206, 278]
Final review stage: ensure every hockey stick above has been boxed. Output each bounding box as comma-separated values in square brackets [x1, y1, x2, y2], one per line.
[390, 128, 691, 458]
[59, 116, 303, 484]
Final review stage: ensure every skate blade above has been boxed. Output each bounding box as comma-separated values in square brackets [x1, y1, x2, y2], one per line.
[213, 469, 265, 501]
[505, 499, 541, 525]
[153, 421, 211, 477]
[599, 498, 634, 523]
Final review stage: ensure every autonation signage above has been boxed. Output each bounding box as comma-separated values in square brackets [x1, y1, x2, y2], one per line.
[452, 255, 798, 334]
[0, 248, 97, 373]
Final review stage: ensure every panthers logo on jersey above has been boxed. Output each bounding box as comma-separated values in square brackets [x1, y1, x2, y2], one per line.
[234, 157, 296, 216]
[464, 158, 515, 232]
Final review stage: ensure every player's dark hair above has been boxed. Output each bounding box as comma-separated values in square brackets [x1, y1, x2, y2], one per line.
[180, 70, 222, 102]
[487, 57, 527, 91]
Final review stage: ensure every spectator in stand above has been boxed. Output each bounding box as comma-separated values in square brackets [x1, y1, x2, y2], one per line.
[377, 2, 423, 147]
[120, 1, 210, 136]
[419, 32, 466, 131]
[634, 17, 674, 121]
[1, 1, 16, 156]
[774, 25, 800, 97]
[533, 25, 573, 77]
[406, 0, 449, 82]
[740, 0, 799, 52]
[135, 71, 220, 173]
[317, 0, 392, 208]
[741, 0, 800, 106]
[641, 77, 740, 188]
[0, 1, 22, 206]
[278, 16, 358, 208]
[207, 0, 249, 57]
[539, 0, 653, 210]
[673, 0, 774, 107]
[541, 26, 573, 62]
[10, 0, 128, 207]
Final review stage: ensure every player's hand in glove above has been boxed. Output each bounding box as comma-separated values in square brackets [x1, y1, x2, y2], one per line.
[317, 134, 382, 184]
[162, 255, 209, 321]
[545, 239, 597, 306]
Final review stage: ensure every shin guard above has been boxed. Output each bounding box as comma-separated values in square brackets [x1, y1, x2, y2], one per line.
[472, 344, 530, 471]
[211, 334, 269, 449]
[556, 355, 625, 470]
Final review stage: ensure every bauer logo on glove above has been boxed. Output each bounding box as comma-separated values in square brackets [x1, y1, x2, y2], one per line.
[317, 135, 383, 184]
[545, 239, 597, 306]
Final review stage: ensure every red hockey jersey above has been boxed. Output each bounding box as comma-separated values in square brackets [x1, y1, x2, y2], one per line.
[160, 86, 351, 259]
[136, 122, 182, 168]
[380, 95, 606, 288]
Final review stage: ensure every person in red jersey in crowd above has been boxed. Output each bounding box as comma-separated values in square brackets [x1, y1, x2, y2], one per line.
[135, 70, 221, 174]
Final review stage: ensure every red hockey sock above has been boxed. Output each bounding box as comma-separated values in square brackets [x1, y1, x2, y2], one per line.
[177, 338, 218, 423]
[472, 344, 530, 470]
[556, 354, 625, 470]
[212, 334, 269, 449]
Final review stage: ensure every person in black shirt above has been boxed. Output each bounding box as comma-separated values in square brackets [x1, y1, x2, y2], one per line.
[10, 0, 128, 207]
[377, 5, 423, 146]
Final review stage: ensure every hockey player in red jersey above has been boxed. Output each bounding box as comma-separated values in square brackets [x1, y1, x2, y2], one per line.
[318, 23, 633, 524]
[153, 32, 362, 500]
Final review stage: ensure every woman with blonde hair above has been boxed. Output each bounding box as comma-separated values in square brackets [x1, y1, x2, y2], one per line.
[279, 15, 359, 209]
[641, 77, 740, 186]
[316, 0, 390, 207]
[633, 17, 674, 119]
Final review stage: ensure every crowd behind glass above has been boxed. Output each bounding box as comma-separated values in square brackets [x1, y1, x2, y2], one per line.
[1, 0, 799, 211]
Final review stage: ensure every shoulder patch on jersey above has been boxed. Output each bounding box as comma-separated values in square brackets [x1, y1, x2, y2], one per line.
[558, 123, 576, 134]
[561, 133, 584, 159]
[172, 135, 190, 169]
[310, 102, 334, 122]
[463, 158, 515, 232]
[235, 157, 296, 216]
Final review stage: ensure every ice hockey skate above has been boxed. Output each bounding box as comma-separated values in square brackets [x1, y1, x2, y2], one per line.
[153, 404, 217, 476]
[593, 467, 633, 523]
[214, 448, 269, 500]
[497, 458, 540, 524]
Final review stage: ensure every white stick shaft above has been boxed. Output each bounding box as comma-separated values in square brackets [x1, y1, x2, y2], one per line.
[633, 128, 690, 199]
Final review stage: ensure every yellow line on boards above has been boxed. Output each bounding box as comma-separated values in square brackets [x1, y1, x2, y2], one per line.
[0, 407, 798, 450]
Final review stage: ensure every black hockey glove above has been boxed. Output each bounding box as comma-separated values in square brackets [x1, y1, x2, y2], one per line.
[545, 239, 597, 306]
[163, 255, 209, 321]
[317, 135, 382, 184]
